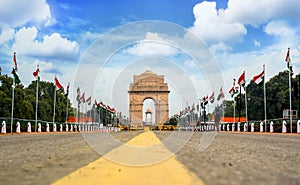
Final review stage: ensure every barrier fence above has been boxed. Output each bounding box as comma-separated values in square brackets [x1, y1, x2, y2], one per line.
[1, 117, 300, 134]
[0, 117, 121, 134]
[220, 119, 300, 133]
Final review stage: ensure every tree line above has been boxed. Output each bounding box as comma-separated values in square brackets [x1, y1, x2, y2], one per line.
[0, 74, 75, 122]
[223, 70, 300, 120]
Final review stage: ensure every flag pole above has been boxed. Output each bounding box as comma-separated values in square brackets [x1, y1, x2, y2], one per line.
[35, 65, 39, 132]
[289, 64, 292, 133]
[233, 99, 236, 123]
[263, 64, 267, 132]
[245, 86, 248, 123]
[53, 76, 57, 125]
[238, 83, 241, 123]
[11, 72, 15, 134]
[85, 102, 87, 123]
[65, 82, 69, 124]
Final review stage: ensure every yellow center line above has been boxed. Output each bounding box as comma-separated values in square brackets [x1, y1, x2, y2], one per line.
[52, 131, 204, 185]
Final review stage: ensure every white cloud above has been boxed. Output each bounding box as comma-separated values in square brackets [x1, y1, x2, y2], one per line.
[125, 32, 178, 57]
[210, 42, 233, 53]
[189, 0, 300, 46]
[0, 26, 14, 45]
[12, 27, 79, 60]
[189, 1, 247, 44]
[253, 40, 261, 47]
[264, 21, 295, 37]
[0, 0, 52, 27]
[224, 0, 300, 27]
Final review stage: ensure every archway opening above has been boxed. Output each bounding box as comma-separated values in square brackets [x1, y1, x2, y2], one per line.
[142, 98, 155, 125]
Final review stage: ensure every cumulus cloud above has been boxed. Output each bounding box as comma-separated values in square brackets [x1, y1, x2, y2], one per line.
[224, 0, 300, 27]
[12, 27, 79, 60]
[0, 26, 14, 45]
[125, 32, 178, 57]
[264, 21, 295, 37]
[189, 0, 300, 45]
[0, 0, 52, 27]
[189, 1, 247, 44]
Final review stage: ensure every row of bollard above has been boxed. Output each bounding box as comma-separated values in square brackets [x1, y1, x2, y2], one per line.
[220, 120, 300, 133]
[178, 124, 216, 132]
[0, 121, 121, 134]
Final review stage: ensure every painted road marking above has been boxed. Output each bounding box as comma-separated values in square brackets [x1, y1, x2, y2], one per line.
[53, 131, 204, 185]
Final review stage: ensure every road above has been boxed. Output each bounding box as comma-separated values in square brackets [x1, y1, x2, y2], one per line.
[0, 131, 299, 185]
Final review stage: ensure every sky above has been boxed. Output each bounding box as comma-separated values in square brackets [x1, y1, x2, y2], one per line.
[0, 0, 300, 119]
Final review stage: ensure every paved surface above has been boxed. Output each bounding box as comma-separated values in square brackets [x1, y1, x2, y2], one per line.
[0, 131, 299, 185]
[53, 131, 204, 185]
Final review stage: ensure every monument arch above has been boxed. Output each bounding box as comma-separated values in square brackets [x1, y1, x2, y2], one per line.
[128, 70, 170, 126]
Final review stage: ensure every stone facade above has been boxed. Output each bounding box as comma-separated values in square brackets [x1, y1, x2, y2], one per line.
[128, 70, 170, 126]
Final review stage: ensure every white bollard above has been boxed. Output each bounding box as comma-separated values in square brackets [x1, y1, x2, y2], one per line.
[260, 122, 263, 132]
[237, 122, 240, 132]
[282, 121, 287, 133]
[1, 121, 6, 134]
[38, 123, 41, 132]
[222, 124, 225, 131]
[16, 122, 21, 133]
[70, 124, 73, 132]
[297, 120, 300, 133]
[66, 124, 69, 132]
[251, 122, 255, 132]
[27, 122, 31, 133]
[46, 123, 50, 132]
[232, 123, 235, 132]
[60, 124, 63, 132]
[244, 123, 247, 132]
[270, 121, 274, 133]
[74, 124, 77, 132]
[227, 124, 230, 131]
[53, 123, 57, 132]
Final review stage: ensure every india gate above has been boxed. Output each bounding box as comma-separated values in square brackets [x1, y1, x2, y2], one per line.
[128, 70, 170, 126]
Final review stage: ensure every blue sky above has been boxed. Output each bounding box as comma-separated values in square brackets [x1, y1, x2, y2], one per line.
[0, 0, 300, 117]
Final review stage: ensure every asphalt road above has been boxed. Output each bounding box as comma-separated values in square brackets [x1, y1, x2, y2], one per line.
[0, 131, 299, 185]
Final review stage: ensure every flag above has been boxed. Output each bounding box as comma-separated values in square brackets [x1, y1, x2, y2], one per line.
[11, 68, 20, 84]
[229, 87, 235, 97]
[204, 95, 209, 106]
[285, 48, 291, 68]
[100, 101, 106, 108]
[229, 79, 238, 97]
[13, 52, 18, 71]
[209, 92, 215, 103]
[94, 99, 98, 107]
[76, 87, 80, 102]
[217, 87, 225, 101]
[252, 70, 264, 84]
[233, 79, 239, 95]
[65, 83, 69, 97]
[33, 65, 40, 79]
[238, 72, 245, 87]
[54, 76, 63, 90]
[80, 92, 85, 103]
[86, 96, 91, 105]
[107, 105, 115, 113]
